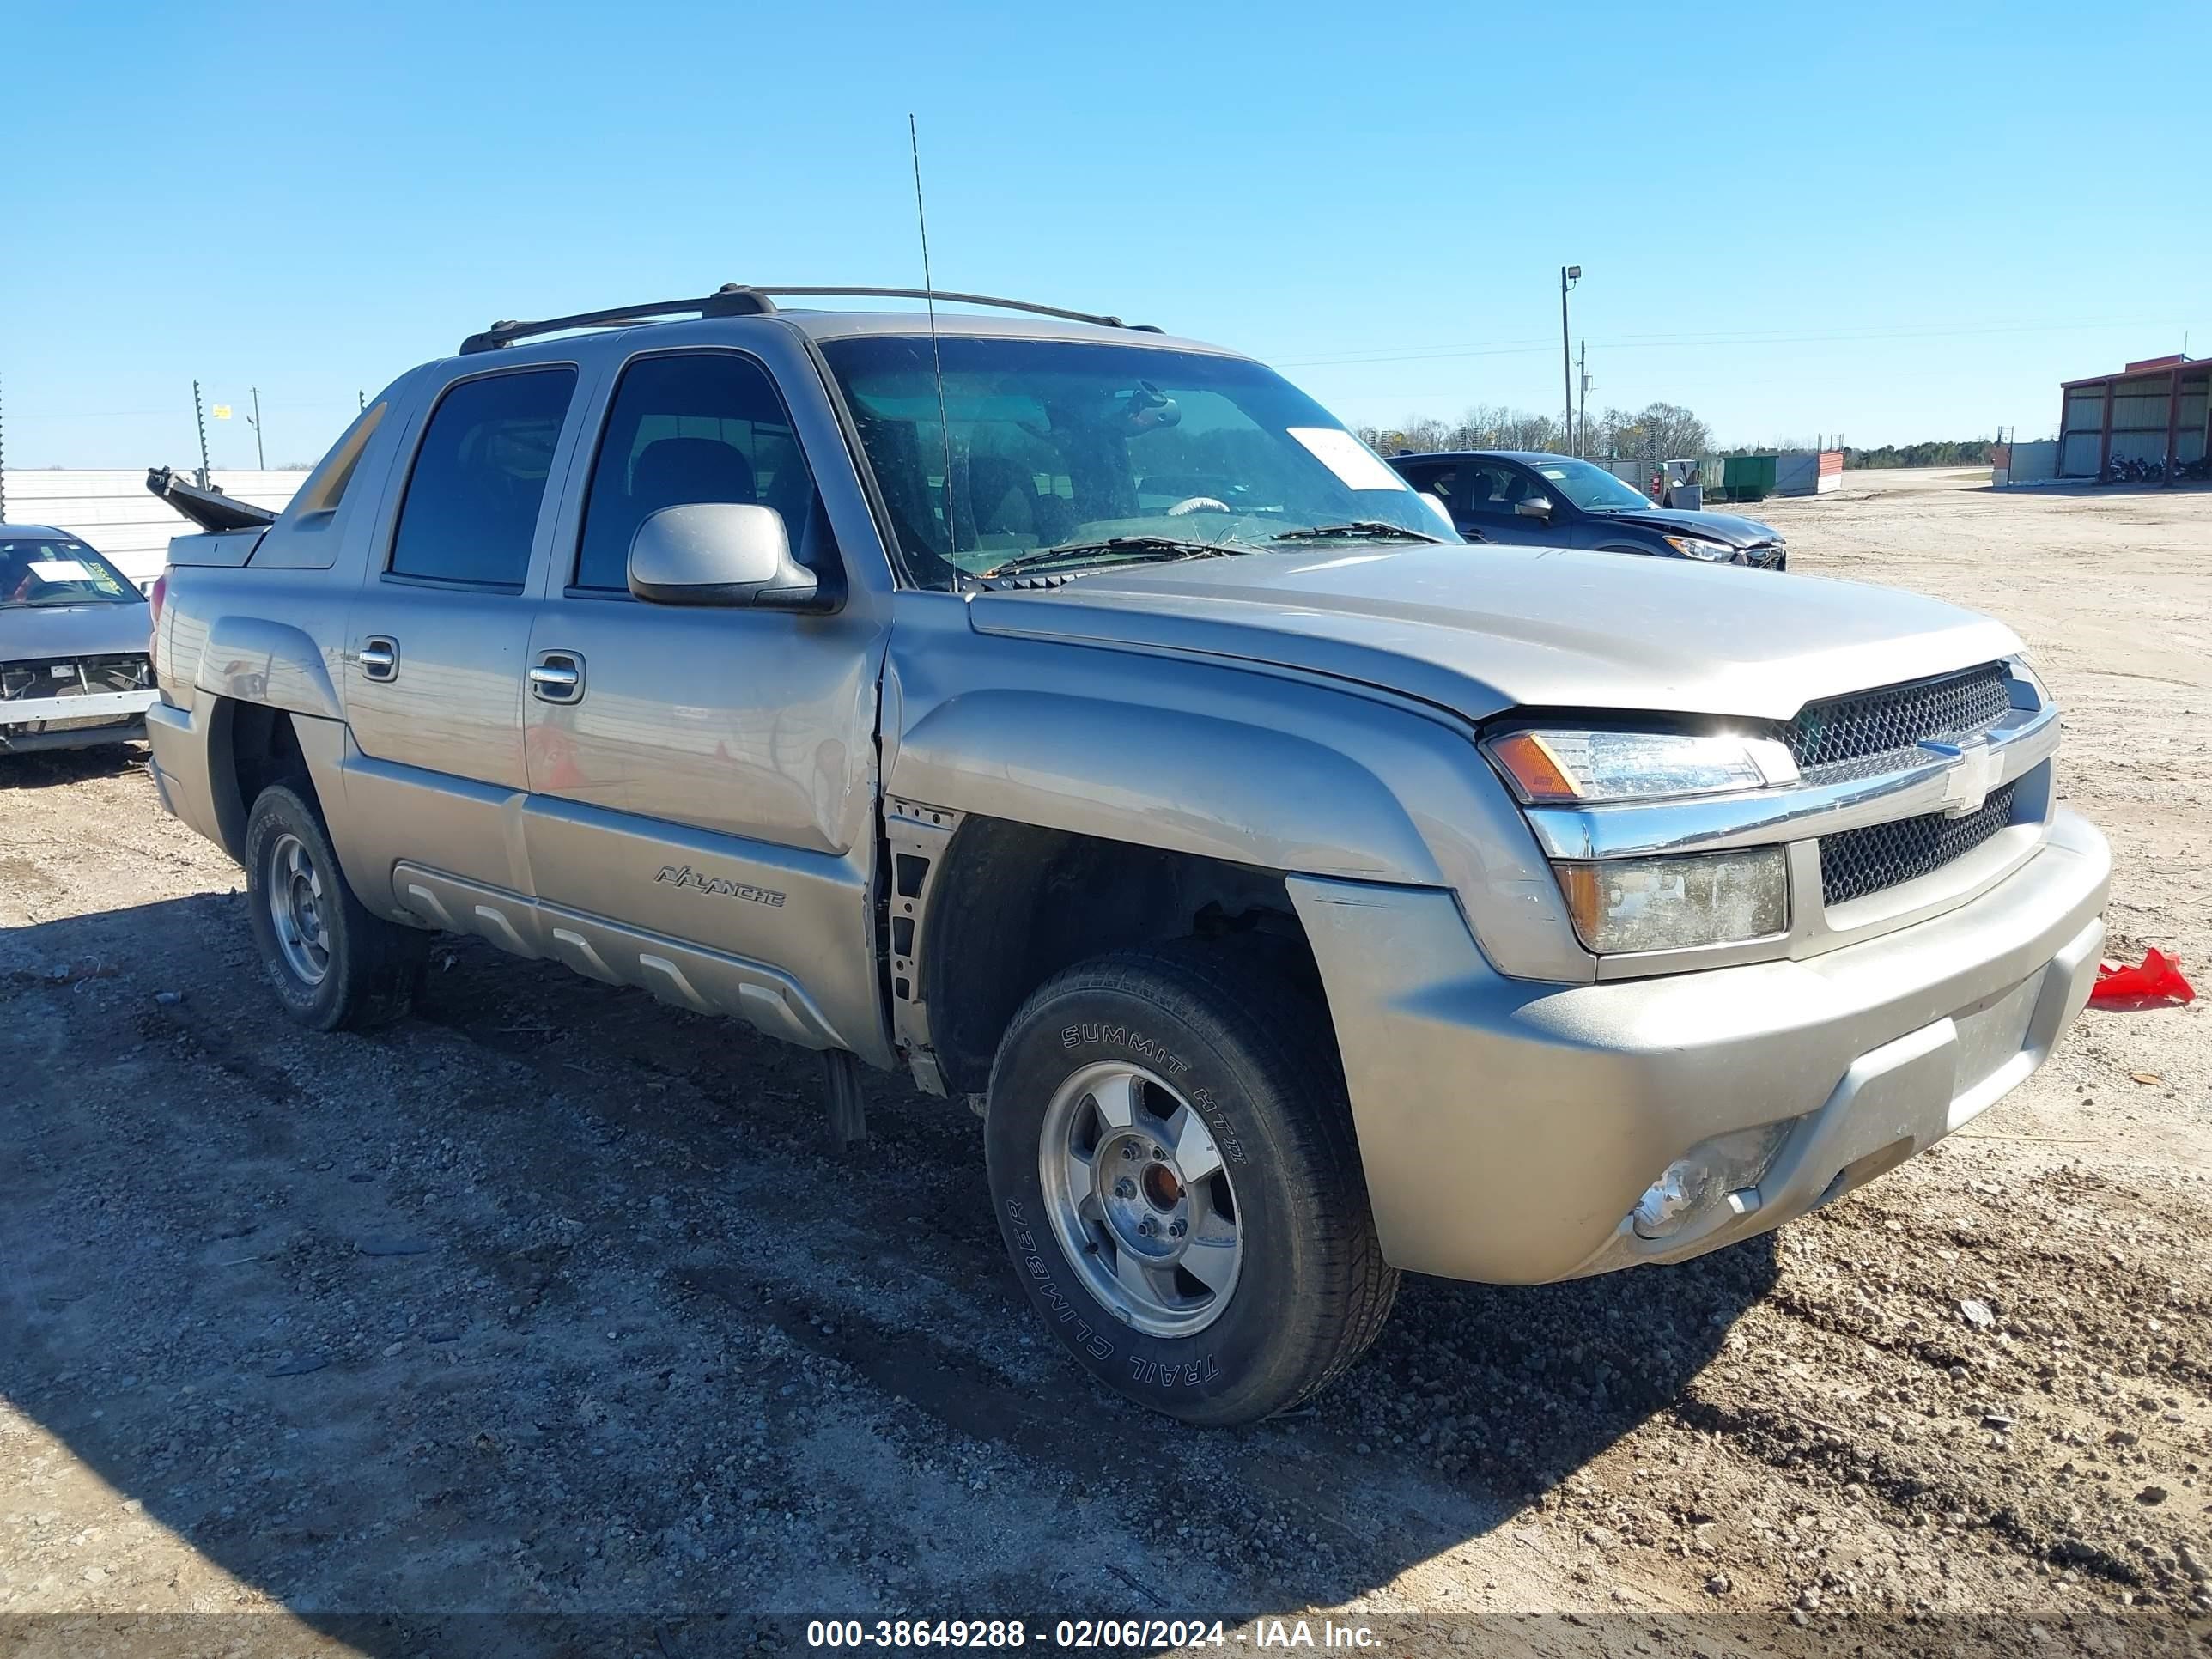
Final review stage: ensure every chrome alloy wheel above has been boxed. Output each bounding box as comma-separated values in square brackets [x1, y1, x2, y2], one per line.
[266, 831, 332, 987]
[1038, 1060, 1242, 1337]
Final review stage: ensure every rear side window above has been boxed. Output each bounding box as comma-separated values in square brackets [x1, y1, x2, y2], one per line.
[573, 352, 820, 592]
[291, 399, 387, 517]
[388, 368, 576, 588]
[1461, 462, 1520, 507]
[1400, 461, 1456, 501]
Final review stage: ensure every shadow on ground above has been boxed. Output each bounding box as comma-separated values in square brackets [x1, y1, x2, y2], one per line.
[0, 741, 148, 791]
[0, 894, 1775, 1647]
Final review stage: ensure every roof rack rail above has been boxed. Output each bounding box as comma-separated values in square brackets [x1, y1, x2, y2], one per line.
[459, 284, 1158, 355]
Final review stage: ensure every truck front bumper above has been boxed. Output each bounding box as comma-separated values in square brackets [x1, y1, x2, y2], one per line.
[1288, 808, 2110, 1284]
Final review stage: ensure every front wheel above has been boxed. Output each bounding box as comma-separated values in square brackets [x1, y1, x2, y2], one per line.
[985, 943, 1398, 1425]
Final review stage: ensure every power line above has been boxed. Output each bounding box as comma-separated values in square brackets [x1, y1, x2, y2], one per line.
[1270, 316, 2185, 369]
[28, 398, 365, 421]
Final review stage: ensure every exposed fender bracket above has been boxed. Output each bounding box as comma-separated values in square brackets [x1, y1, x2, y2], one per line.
[883, 796, 963, 1096]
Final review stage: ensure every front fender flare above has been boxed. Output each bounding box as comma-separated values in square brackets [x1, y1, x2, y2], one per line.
[889, 685, 1445, 885]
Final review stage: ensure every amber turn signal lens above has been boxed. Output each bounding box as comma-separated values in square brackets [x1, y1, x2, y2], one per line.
[1486, 731, 1581, 802]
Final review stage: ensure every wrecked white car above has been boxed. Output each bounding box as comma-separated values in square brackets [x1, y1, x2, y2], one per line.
[0, 529, 156, 756]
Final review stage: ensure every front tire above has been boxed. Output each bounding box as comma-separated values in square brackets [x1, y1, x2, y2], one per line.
[985, 943, 1397, 1425]
[243, 783, 425, 1031]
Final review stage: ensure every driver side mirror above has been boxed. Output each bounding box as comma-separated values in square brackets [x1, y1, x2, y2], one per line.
[1514, 496, 1553, 520]
[628, 503, 836, 612]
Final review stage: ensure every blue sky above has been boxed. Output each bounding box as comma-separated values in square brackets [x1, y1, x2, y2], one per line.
[6, 0, 2205, 469]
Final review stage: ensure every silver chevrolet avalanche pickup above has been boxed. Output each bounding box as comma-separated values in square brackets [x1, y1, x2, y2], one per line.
[145, 285, 2110, 1425]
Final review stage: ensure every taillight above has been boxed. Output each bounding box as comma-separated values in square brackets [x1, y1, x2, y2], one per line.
[148, 569, 169, 665]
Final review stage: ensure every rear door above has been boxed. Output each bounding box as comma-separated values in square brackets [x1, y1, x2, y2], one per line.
[518, 343, 891, 1059]
[1389, 459, 1460, 530]
[343, 363, 582, 906]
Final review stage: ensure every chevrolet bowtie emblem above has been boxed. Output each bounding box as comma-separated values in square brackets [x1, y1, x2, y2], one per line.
[1919, 736, 1997, 817]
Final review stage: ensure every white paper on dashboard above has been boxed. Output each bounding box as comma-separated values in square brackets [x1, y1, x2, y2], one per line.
[28, 560, 94, 582]
[1286, 428, 1412, 493]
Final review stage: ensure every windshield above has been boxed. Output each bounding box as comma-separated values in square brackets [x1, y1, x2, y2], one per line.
[1524, 457, 1657, 513]
[0, 539, 142, 607]
[818, 335, 1456, 587]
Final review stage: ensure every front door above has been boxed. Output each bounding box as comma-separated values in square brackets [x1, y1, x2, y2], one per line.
[520, 347, 888, 1057]
[1455, 459, 1568, 545]
[343, 364, 580, 905]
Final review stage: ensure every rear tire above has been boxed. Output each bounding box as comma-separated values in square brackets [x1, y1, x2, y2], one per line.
[243, 783, 425, 1031]
[985, 941, 1397, 1425]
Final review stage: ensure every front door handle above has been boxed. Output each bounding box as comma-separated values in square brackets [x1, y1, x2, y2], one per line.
[358, 637, 399, 682]
[529, 651, 586, 704]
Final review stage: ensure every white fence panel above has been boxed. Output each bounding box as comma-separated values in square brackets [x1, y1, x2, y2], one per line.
[3, 470, 305, 582]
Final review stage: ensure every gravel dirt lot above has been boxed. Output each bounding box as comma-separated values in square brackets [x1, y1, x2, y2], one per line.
[3, 470, 2209, 1655]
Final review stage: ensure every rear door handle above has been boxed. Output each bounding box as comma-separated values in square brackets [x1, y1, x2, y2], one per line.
[529, 650, 585, 704]
[358, 637, 399, 682]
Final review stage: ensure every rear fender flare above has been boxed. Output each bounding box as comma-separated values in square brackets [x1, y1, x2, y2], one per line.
[195, 616, 342, 722]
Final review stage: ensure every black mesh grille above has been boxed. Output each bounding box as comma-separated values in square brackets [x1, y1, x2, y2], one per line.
[1787, 663, 2011, 778]
[1819, 781, 2019, 907]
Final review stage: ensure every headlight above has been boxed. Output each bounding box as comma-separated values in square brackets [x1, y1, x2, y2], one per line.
[1553, 848, 1789, 953]
[1662, 533, 1738, 562]
[1631, 1119, 1797, 1239]
[1486, 727, 1791, 804]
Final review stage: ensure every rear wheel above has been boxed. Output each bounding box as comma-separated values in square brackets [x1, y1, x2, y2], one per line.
[243, 784, 426, 1031]
[985, 942, 1397, 1425]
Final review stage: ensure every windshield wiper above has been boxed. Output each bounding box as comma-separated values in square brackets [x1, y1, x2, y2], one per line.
[1269, 520, 1443, 544]
[981, 536, 1247, 580]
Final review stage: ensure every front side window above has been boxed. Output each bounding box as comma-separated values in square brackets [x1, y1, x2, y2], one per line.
[1527, 456, 1657, 513]
[818, 335, 1456, 589]
[574, 352, 823, 592]
[0, 538, 141, 606]
[388, 368, 576, 588]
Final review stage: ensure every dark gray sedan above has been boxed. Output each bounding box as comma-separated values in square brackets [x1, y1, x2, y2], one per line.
[1390, 450, 1789, 568]
[0, 526, 157, 755]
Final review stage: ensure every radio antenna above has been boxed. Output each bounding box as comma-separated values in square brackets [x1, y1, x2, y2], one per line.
[908, 114, 960, 578]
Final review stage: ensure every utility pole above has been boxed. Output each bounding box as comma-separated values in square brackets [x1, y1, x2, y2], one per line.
[192, 380, 211, 488]
[248, 386, 265, 470]
[1559, 265, 1581, 456]
[0, 372, 8, 524]
[1577, 339, 1589, 460]
[358, 389, 366, 412]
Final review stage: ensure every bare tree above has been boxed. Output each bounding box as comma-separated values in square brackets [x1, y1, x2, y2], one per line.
[1592, 402, 1711, 463]
[1634, 402, 1712, 461]
[1364, 400, 1707, 465]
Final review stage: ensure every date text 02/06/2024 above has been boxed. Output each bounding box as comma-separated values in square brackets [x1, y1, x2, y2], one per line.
[804, 1620, 1382, 1649]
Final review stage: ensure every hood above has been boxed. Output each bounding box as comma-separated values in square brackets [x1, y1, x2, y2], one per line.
[1586, 507, 1780, 546]
[966, 544, 2017, 724]
[0, 599, 152, 665]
